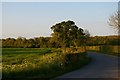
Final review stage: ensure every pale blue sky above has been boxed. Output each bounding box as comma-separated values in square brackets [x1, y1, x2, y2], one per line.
[2, 2, 118, 38]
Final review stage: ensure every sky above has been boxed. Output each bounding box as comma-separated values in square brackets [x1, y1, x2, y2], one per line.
[1, 2, 118, 39]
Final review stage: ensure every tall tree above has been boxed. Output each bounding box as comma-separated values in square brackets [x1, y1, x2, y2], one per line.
[51, 20, 89, 47]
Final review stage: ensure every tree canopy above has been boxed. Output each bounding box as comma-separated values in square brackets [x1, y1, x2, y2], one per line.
[51, 20, 89, 47]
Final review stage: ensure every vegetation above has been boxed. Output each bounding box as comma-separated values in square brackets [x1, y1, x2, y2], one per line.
[1, 21, 119, 48]
[2, 20, 90, 48]
[1, 20, 120, 79]
[86, 46, 120, 56]
[86, 35, 120, 46]
[1, 35, 119, 48]
[2, 48, 90, 79]
[108, 11, 120, 34]
[51, 20, 90, 47]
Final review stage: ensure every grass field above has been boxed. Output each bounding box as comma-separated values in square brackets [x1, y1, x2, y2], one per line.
[2, 48, 90, 79]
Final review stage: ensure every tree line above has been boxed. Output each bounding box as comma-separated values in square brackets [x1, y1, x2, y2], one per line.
[1, 20, 120, 48]
[1, 35, 119, 48]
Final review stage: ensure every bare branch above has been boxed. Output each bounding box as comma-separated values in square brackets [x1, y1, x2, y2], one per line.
[108, 11, 120, 34]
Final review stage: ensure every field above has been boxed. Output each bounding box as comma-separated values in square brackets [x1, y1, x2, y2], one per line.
[2, 46, 118, 79]
[2, 48, 90, 79]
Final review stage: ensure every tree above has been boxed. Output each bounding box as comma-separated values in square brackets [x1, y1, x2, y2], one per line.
[108, 11, 120, 34]
[51, 20, 89, 47]
[15, 37, 24, 48]
[2, 38, 16, 48]
[0, 39, 2, 48]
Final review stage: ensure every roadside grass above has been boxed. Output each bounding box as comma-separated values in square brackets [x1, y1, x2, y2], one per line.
[2, 48, 90, 79]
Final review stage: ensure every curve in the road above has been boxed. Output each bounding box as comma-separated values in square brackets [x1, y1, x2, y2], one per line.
[57, 52, 119, 78]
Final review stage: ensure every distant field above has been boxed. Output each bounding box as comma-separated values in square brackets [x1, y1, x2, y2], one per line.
[2, 48, 90, 79]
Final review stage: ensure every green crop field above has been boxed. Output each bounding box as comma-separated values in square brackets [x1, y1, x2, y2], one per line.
[2, 48, 90, 79]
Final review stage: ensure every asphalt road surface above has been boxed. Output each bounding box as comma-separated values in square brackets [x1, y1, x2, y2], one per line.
[57, 52, 119, 78]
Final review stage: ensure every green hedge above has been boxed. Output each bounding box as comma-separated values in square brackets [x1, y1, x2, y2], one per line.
[85, 46, 119, 56]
